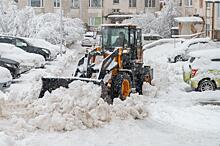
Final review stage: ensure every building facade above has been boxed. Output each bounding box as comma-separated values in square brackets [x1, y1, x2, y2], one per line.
[18, 0, 160, 28]
[14, 0, 220, 39]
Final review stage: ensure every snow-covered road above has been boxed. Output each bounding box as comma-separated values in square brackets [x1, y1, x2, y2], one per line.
[0, 42, 220, 146]
[13, 118, 220, 146]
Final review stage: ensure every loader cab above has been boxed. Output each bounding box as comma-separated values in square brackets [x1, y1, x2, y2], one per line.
[101, 24, 142, 61]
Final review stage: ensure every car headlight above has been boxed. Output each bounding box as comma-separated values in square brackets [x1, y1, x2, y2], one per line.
[42, 49, 50, 54]
[5, 63, 14, 68]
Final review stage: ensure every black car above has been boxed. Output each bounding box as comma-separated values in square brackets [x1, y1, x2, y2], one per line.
[0, 57, 20, 78]
[0, 36, 52, 61]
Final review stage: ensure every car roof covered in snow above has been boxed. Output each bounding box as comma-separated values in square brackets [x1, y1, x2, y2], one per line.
[174, 17, 203, 23]
[180, 37, 211, 48]
[189, 48, 220, 59]
[101, 23, 137, 27]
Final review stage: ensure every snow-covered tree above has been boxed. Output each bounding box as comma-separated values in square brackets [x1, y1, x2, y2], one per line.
[0, 2, 84, 46]
[28, 13, 84, 45]
[123, 0, 181, 37]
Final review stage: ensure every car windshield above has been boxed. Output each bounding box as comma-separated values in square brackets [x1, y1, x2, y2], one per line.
[102, 26, 128, 50]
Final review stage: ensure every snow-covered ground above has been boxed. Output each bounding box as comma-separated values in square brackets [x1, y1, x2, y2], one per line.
[0, 42, 220, 146]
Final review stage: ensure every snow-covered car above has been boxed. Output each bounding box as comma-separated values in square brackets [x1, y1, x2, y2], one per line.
[142, 33, 163, 45]
[0, 35, 52, 61]
[21, 37, 66, 60]
[81, 32, 100, 47]
[168, 37, 216, 63]
[0, 43, 45, 73]
[0, 66, 12, 90]
[0, 57, 20, 78]
[183, 49, 220, 91]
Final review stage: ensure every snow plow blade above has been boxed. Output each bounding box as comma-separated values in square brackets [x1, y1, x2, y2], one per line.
[39, 77, 102, 98]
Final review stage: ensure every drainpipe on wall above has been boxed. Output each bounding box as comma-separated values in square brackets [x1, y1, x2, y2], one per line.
[60, 0, 63, 56]
[211, 2, 215, 40]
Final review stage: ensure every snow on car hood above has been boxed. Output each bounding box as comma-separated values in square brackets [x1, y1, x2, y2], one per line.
[168, 38, 212, 59]
[22, 37, 65, 56]
[0, 66, 12, 83]
[0, 43, 45, 68]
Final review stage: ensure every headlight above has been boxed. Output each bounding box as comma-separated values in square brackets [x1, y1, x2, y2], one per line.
[5, 63, 14, 68]
[42, 49, 50, 54]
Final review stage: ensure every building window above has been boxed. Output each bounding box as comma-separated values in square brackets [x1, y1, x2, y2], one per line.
[145, 0, 155, 7]
[179, 0, 182, 6]
[113, 0, 119, 4]
[72, 0, 79, 8]
[89, 0, 101, 7]
[89, 17, 101, 26]
[54, 0, 60, 7]
[185, 0, 192, 6]
[129, 0, 136, 7]
[28, 0, 43, 7]
[199, 0, 203, 8]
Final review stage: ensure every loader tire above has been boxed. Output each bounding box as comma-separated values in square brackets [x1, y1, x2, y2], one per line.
[111, 73, 131, 101]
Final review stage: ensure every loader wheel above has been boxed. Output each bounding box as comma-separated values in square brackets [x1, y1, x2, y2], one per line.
[112, 73, 131, 100]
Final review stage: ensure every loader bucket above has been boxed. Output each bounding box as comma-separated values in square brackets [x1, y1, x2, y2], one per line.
[39, 77, 101, 98]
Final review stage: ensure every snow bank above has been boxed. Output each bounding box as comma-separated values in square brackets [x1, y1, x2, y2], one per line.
[0, 67, 12, 83]
[25, 81, 148, 131]
[0, 80, 150, 132]
[143, 41, 220, 132]
[0, 132, 16, 146]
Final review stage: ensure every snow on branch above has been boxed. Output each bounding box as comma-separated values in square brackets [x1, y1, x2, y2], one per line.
[123, 0, 181, 37]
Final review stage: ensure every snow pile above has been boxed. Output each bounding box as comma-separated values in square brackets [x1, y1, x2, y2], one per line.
[0, 132, 16, 146]
[0, 66, 12, 83]
[23, 81, 148, 131]
[7, 49, 81, 100]
[7, 70, 44, 100]
[1, 81, 150, 132]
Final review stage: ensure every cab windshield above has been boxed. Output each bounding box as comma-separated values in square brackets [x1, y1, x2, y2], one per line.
[102, 26, 128, 51]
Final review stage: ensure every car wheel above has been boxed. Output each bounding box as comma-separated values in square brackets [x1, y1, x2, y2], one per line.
[174, 55, 183, 62]
[198, 80, 215, 92]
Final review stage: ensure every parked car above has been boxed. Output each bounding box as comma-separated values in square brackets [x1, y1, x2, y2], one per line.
[0, 43, 45, 73]
[0, 66, 12, 90]
[0, 57, 20, 78]
[183, 49, 220, 91]
[20, 37, 66, 59]
[168, 38, 215, 63]
[81, 31, 100, 47]
[0, 35, 52, 61]
[142, 33, 163, 45]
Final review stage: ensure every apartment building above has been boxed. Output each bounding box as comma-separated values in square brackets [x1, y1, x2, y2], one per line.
[170, 0, 220, 39]
[17, 0, 160, 28]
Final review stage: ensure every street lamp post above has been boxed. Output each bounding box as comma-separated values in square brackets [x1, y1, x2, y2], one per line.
[60, 0, 63, 56]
